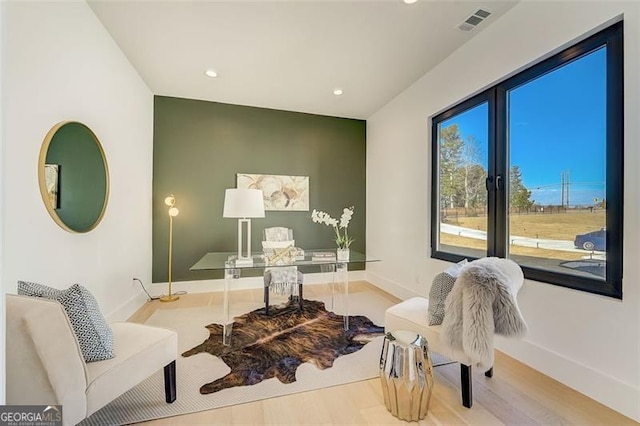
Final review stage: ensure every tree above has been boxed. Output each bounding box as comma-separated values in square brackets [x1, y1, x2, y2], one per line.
[459, 136, 487, 209]
[464, 164, 487, 208]
[510, 165, 534, 209]
[439, 125, 489, 210]
[439, 124, 464, 209]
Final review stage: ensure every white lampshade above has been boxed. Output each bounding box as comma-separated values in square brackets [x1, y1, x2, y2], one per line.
[223, 188, 265, 218]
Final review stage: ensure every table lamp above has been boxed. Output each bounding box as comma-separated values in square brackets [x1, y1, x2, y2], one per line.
[161, 194, 180, 302]
[223, 188, 265, 266]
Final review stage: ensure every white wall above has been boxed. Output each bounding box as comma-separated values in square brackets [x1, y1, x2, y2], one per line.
[4, 1, 153, 321]
[0, 0, 6, 406]
[367, 1, 640, 421]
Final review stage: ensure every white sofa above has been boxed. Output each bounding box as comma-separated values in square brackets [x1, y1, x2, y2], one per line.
[385, 296, 493, 408]
[6, 294, 178, 426]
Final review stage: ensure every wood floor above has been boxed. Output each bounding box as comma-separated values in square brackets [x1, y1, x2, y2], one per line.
[129, 281, 637, 426]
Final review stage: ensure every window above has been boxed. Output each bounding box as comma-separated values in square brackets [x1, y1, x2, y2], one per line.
[431, 22, 623, 298]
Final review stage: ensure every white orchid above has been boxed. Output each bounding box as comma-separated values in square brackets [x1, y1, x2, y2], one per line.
[339, 208, 353, 229]
[311, 206, 355, 249]
[311, 209, 338, 227]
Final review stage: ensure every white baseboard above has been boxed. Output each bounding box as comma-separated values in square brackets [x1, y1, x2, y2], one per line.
[496, 337, 640, 422]
[150, 270, 368, 297]
[365, 270, 422, 301]
[106, 290, 149, 322]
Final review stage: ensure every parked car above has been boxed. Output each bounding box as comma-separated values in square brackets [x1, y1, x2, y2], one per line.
[574, 228, 606, 251]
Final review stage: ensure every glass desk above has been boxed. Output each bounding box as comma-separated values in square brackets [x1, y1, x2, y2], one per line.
[190, 250, 379, 345]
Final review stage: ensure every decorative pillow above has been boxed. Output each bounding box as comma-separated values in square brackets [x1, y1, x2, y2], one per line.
[18, 281, 114, 362]
[427, 260, 468, 326]
[17, 280, 62, 299]
[262, 240, 295, 249]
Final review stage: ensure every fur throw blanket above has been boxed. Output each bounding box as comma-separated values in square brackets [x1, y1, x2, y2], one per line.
[441, 257, 527, 369]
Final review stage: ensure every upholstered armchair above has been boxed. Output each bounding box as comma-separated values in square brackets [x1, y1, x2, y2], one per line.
[385, 257, 526, 408]
[6, 294, 178, 426]
[262, 226, 304, 315]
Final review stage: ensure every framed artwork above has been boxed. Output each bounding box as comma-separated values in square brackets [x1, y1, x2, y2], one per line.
[45, 164, 60, 209]
[237, 173, 309, 211]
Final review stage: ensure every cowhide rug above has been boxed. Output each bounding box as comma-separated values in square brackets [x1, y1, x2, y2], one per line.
[182, 299, 384, 394]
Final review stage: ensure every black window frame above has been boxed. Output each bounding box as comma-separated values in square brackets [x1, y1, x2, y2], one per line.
[431, 21, 624, 299]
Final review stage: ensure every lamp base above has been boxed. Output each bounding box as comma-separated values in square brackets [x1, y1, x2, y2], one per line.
[234, 257, 254, 266]
[160, 294, 180, 303]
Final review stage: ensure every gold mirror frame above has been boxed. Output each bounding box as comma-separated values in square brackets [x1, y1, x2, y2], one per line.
[38, 121, 110, 233]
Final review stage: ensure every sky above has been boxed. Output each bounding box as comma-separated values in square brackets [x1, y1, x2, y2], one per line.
[442, 46, 607, 207]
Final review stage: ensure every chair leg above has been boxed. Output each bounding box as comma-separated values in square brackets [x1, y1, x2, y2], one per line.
[164, 361, 177, 403]
[485, 367, 493, 378]
[461, 364, 472, 408]
[264, 286, 270, 316]
[299, 283, 303, 310]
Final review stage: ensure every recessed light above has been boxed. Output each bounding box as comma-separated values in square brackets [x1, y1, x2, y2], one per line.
[205, 69, 218, 78]
[403, 0, 418, 4]
[333, 89, 343, 96]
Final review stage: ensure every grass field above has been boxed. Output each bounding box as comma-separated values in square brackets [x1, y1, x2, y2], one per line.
[441, 211, 606, 261]
[441, 234, 584, 260]
[446, 211, 605, 240]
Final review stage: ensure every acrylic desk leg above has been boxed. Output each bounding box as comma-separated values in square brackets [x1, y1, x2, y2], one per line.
[336, 262, 348, 330]
[320, 264, 336, 310]
[223, 263, 238, 346]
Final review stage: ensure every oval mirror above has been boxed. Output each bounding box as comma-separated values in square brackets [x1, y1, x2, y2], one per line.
[38, 121, 109, 233]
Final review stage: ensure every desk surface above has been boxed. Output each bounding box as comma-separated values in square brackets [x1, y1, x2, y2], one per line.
[190, 249, 378, 271]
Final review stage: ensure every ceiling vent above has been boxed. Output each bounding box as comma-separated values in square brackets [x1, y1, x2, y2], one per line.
[457, 8, 492, 32]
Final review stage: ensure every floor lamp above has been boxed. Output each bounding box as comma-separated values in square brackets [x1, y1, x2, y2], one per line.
[223, 188, 265, 266]
[161, 194, 180, 302]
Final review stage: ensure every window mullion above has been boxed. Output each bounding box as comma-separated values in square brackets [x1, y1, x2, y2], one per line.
[493, 86, 508, 258]
[486, 87, 507, 258]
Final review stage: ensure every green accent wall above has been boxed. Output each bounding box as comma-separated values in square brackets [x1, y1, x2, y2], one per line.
[153, 96, 366, 283]
[46, 123, 107, 232]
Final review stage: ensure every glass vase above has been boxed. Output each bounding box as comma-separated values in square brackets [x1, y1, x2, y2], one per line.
[336, 248, 350, 262]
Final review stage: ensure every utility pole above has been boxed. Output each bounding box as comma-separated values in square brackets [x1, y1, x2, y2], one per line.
[561, 171, 565, 207]
[566, 169, 570, 208]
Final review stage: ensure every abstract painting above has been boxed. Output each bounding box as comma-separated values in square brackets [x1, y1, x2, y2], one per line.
[237, 173, 309, 211]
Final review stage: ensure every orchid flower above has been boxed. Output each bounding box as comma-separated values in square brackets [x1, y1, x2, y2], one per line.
[311, 206, 355, 249]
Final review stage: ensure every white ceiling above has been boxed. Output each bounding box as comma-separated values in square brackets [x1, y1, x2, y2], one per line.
[88, 1, 519, 119]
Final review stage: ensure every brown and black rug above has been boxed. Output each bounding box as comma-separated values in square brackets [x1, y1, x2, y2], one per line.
[183, 299, 385, 394]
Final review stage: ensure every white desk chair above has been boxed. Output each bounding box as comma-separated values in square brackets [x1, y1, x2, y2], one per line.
[262, 226, 304, 315]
